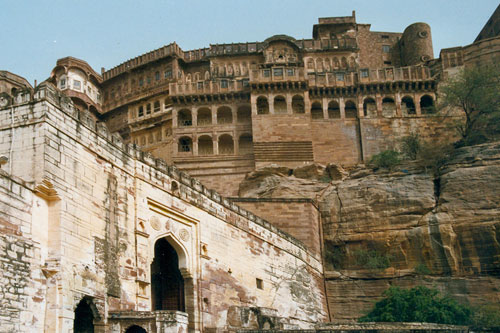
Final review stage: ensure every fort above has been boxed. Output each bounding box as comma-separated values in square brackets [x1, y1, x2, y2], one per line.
[0, 6, 499, 333]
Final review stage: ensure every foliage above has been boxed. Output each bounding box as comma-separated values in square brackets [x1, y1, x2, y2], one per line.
[354, 249, 391, 270]
[368, 150, 401, 170]
[359, 286, 472, 325]
[324, 244, 345, 269]
[400, 133, 421, 160]
[471, 303, 500, 328]
[415, 142, 455, 175]
[439, 64, 500, 145]
[414, 263, 431, 275]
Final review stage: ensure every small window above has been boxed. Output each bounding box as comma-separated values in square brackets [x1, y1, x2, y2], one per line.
[147, 76, 151, 84]
[221, 80, 228, 88]
[138, 106, 144, 117]
[384, 61, 392, 65]
[97, 94, 101, 102]
[287, 68, 294, 76]
[155, 71, 160, 81]
[73, 80, 81, 90]
[382, 45, 391, 53]
[197, 82, 203, 89]
[335, 72, 345, 81]
[139, 78, 144, 87]
[146, 104, 151, 114]
[164, 69, 172, 79]
[360, 69, 369, 78]
[154, 101, 160, 112]
[381, 35, 389, 39]
[242, 79, 249, 87]
[256, 278, 263, 290]
[60, 79, 66, 89]
[273, 68, 283, 77]
[263, 69, 270, 77]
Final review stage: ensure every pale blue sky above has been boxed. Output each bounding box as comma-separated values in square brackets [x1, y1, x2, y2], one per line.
[1, 0, 498, 85]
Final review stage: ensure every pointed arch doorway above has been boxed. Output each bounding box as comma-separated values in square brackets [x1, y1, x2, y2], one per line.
[151, 237, 185, 311]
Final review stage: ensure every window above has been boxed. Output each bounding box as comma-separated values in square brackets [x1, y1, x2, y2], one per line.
[97, 94, 101, 102]
[263, 69, 270, 77]
[287, 68, 294, 76]
[273, 68, 283, 77]
[382, 45, 391, 53]
[138, 106, 144, 117]
[384, 61, 392, 65]
[242, 79, 249, 87]
[164, 69, 172, 79]
[197, 82, 203, 89]
[335, 72, 345, 81]
[139, 78, 144, 87]
[73, 80, 81, 90]
[147, 76, 151, 84]
[60, 79, 66, 89]
[256, 278, 263, 290]
[381, 35, 389, 39]
[154, 101, 160, 112]
[155, 71, 160, 81]
[360, 69, 369, 78]
[146, 104, 151, 114]
[220, 80, 228, 88]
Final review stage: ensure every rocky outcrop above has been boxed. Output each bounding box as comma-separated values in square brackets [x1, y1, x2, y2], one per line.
[238, 143, 500, 321]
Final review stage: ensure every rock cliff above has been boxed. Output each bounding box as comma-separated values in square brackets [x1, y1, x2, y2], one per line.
[238, 142, 500, 321]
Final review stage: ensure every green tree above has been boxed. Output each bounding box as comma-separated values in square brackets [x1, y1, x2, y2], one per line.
[439, 65, 500, 146]
[368, 150, 401, 170]
[359, 286, 472, 325]
[400, 133, 421, 160]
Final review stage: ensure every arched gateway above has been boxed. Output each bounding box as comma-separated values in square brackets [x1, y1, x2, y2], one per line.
[151, 237, 185, 311]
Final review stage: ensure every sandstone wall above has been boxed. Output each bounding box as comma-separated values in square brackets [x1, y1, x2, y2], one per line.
[0, 84, 328, 331]
[230, 199, 322, 258]
[321, 143, 500, 320]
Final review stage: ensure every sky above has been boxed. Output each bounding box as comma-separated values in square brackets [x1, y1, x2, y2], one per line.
[1, 0, 498, 85]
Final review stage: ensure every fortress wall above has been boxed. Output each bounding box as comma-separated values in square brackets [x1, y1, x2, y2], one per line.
[231, 199, 322, 258]
[251, 113, 312, 143]
[311, 120, 361, 165]
[0, 86, 327, 331]
[360, 116, 462, 161]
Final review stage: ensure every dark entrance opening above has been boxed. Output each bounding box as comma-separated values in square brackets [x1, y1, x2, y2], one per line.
[125, 325, 147, 333]
[74, 298, 94, 333]
[151, 238, 185, 311]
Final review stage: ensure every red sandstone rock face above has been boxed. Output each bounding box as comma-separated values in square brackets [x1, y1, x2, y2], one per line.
[238, 142, 500, 321]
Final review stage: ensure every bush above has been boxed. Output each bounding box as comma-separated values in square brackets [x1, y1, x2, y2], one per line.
[354, 249, 391, 270]
[414, 263, 431, 275]
[369, 150, 401, 170]
[401, 133, 421, 160]
[472, 303, 500, 328]
[359, 286, 472, 325]
[415, 143, 454, 174]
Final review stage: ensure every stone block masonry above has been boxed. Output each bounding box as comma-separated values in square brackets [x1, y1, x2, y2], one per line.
[0, 83, 328, 332]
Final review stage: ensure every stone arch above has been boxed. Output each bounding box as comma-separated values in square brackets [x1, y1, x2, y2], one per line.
[217, 106, 233, 124]
[402, 96, 416, 115]
[382, 97, 396, 117]
[198, 135, 213, 155]
[218, 134, 234, 155]
[237, 105, 252, 123]
[239, 133, 253, 155]
[363, 97, 377, 117]
[256, 96, 269, 114]
[197, 107, 212, 126]
[74, 296, 100, 333]
[328, 100, 341, 119]
[274, 95, 287, 114]
[125, 325, 147, 333]
[292, 95, 305, 113]
[150, 236, 188, 312]
[178, 136, 193, 153]
[345, 100, 358, 118]
[420, 95, 435, 114]
[311, 101, 323, 119]
[178, 109, 192, 127]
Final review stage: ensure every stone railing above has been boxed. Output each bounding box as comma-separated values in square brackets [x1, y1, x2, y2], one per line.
[169, 79, 250, 96]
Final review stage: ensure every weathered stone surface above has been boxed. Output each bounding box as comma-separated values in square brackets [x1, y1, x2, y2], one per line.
[322, 142, 500, 320]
